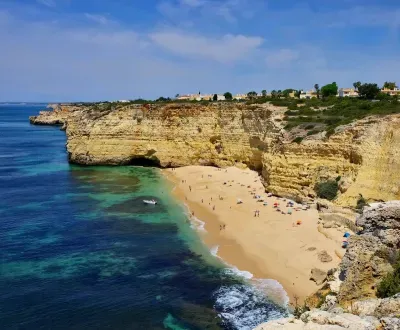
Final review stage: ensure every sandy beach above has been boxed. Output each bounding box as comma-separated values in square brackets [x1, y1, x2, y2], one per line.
[165, 166, 348, 305]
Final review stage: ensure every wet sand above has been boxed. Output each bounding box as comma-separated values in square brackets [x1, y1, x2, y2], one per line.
[164, 166, 344, 305]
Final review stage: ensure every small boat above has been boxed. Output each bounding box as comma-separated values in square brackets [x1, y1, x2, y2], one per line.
[143, 199, 157, 205]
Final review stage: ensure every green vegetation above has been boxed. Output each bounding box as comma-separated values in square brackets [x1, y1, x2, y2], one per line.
[377, 252, 400, 298]
[358, 83, 380, 99]
[383, 81, 398, 90]
[314, 84, 320, 99]
[280, 96, 400, 133]
[261, 89, 267, 97]
[292, 136, 303, 144]
[307, 129, 321, 136]
[213, 94, 218, 101]
[321, 82, 338, 98]
[224, 92, 233, 100]
[315, 180, 339, 200]
[247, 91, 257, 99]
[356, 194, 368, 211]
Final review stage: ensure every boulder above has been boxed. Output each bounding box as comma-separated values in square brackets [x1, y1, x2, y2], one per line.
[380, 317, 400, 330]
[310, 268, 328, 285]
[356, 201, 400, 248]
[338, 235, 393, 304]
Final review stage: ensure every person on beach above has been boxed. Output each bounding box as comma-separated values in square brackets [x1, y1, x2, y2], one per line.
[201, 199, 203, 203]
[254, 210, 257, 217]
[192, 211, 194, 216]
[189, 186, 192, 192]
[213, 205, 215, 211]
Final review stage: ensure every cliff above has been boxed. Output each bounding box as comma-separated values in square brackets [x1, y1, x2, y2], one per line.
[255, 201, 400, 330]
[30, 102, 400, 207]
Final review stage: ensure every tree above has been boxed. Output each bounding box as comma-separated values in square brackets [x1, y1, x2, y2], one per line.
[383, 81, 397, 90]
[261, 89, 267, 97]
[314, 84, 320, 99]
[271, 90, 277, 98]
[277, 90, 282, 98]
[247, 91, 257, 99]
[294, 90, 301, 98]
[358, 83, 380, 99]
[282, 89, 294, 98]
[175, 94, 180, 98]
[213, 94, 218, 101]
[320, 82, 338, 98]
[223, 92, 233, 100]
[353, 81, 361, 91]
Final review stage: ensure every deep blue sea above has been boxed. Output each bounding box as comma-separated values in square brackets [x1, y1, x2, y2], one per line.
[0, 105, 287, 330]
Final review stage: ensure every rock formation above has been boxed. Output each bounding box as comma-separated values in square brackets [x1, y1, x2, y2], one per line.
[255, 202, 400, 329]
[29, 103, 400, 207]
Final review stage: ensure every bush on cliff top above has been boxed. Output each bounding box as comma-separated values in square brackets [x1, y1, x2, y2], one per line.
[377, 252, 400, 298]
[315, 180, 339, 200]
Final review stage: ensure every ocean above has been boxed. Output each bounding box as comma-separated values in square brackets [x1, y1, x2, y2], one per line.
[0, 105, 288, 330]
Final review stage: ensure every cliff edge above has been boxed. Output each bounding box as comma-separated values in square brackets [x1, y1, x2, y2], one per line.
[30, 102, 400, 207]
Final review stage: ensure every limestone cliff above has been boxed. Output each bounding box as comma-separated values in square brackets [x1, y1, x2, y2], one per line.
[254, 202, 400, 330]
[30, 102, 400, 207]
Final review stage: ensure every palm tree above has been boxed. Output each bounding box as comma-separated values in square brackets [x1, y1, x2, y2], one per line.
[353, 81, 361, 91]
[314, 84, 320, 99]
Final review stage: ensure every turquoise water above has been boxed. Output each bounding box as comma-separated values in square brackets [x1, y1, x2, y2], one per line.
[0, 105, 288, 329]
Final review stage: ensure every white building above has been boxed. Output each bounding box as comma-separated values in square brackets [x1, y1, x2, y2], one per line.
[338, 88, 358, 97]
[299, 90, 317, 99]
[217, 94, 226, 101]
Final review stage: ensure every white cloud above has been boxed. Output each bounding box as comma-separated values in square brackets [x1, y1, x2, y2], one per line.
[265, 49, 300, 68]
[150, 30, 263, 63]
[84, 13, 111, 25]
[36, 0, 56, 7]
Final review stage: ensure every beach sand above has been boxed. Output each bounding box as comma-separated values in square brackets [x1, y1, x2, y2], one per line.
[164, 166, 347, 305]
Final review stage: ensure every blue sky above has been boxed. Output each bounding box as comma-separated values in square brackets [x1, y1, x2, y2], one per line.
[0, 0, 399, 101]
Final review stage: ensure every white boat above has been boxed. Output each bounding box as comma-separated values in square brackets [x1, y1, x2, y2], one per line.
[143, 199, 157, 205]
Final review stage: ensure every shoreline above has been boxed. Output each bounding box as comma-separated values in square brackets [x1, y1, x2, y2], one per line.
[163, 166, 346, 306]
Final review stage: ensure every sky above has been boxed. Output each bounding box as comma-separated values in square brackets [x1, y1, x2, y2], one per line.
[0, 0, 399, 102]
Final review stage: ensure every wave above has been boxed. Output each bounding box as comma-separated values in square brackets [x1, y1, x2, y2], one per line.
[210, 245, 219, 257]
[213, 284, 288, 330]
[181, 203, 289, 329]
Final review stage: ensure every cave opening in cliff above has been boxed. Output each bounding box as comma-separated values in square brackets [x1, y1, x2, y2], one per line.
[127, 156, 161, 167]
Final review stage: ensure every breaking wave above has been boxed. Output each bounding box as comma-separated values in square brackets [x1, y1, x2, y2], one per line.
[214, 284, 288, 330]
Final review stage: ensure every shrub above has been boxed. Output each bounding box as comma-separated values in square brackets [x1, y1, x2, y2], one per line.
[307, 130, 320, 136]
[315, 180, 339, 200]
[292, 137, 303, 144]
[377, 252, 400, 298]
[356, 194, 368, 211]
[305, 124, 315, 130]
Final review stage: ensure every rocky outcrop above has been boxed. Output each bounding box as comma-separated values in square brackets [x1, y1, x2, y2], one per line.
[356, 201, 400, 248]
[254, 297, 400, 330]
[338, 202, 399, 305]
[255, 202, 399, 330]
[30, 103, 400, 207]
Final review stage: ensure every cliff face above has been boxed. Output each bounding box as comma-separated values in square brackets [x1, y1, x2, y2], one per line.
[255, 202, 400, 330]
[30, 103, 400, 207]
[65, 103, 279, 170]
